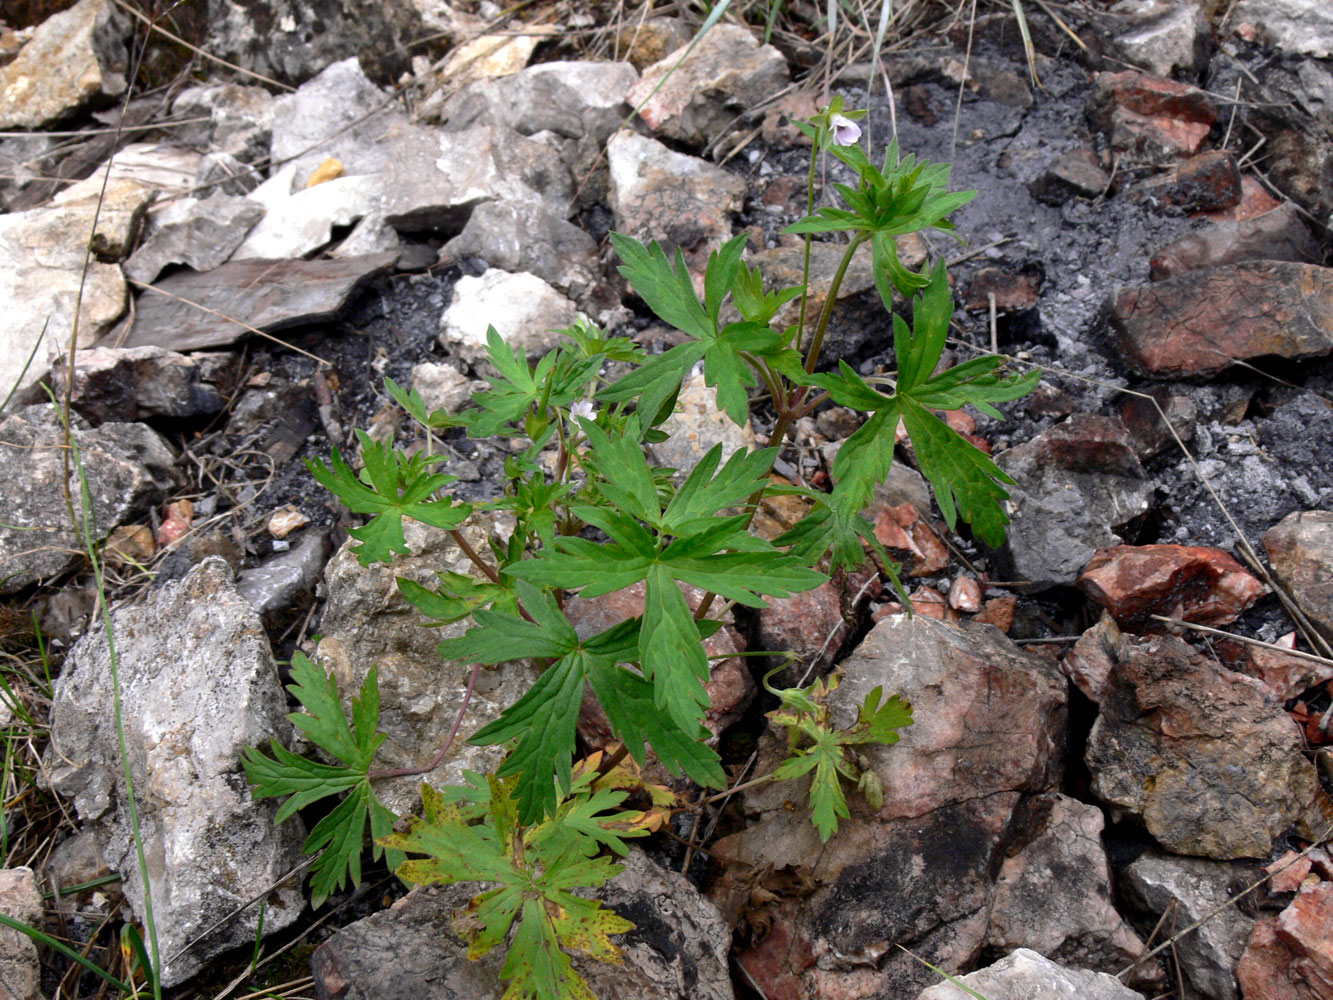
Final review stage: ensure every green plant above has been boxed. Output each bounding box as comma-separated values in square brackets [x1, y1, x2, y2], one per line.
[244, 102, 1036, 999]
[767, 673, 912, 841]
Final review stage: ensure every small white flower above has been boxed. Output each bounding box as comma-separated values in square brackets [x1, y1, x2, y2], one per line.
[570, 400, 596, 421]
[830, 113, 862, 146]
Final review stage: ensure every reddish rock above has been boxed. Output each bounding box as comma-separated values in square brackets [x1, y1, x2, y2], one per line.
[761, 175, 799, 211]
[1106, 261, 1333, 377]
[755, 567, 880, 685]
[156, 499, 193, 548]
[948, 575, 984, 613]
[1077, 544, 1267, 630]
[936, 408, 992, 453]
[872, 600, 905, 621]
[941, 409, 977, 435]
[1029, 148, 1111, 205]
[972, 595, 1016, 633]
[1117, 387, 1197, 459]
[1016, 413, 1144, 475]
[873, 503, 950, 577]
[908, 585, 956, 621]
[1088, 71, 1219, 130]
[1026, 382, 1077, 419]
[1238, 883, 1333, 1000]
[1111, 108, 1211, 163]
[1218, 631, 1333, 702]
[1139, 150, 1242, 213]
[1263, 510, 1333, 643]
[963, 268, 1041, 313]
[1150, 203, 1320, 280]
[1088, 71, 1217, 165]
[1062, 612, 1122, 703]
[564, 582, 753, 741]
[1202, 175, 1283, 222]
[1266, 850, 1314, 895]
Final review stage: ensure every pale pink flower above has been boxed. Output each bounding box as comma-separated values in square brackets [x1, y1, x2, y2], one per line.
[830, 113, 862, 146]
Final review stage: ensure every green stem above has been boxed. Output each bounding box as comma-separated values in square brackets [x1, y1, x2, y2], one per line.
[804, 234, 867, 375]
[794, 142, 820, 355]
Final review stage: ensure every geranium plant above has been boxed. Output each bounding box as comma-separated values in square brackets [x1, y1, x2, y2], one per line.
[244, 103, 1037, 1000]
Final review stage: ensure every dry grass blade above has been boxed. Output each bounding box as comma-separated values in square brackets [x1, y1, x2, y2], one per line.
[950, 0, 978, 162]
[110, 0, 295, 91]
[1117, 820, 1333, 981]
[1151, 616, 1333, 669]
[1029, 0, 1087, 52]
[1009, 0, 1039, 86]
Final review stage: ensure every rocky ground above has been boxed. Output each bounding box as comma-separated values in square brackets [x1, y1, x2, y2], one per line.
[1, 0, 1333, 998]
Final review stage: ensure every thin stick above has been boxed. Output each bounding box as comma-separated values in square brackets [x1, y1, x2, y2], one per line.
[988, 291, 998, 355]
[0, 118, 211, 140]
[1222, 78, 1242, 150]
[1149, 616, 1333, 668]
[165, 855, 318, 966]
[950, 0, 978, 163]
[1117, 819, 1333, 979]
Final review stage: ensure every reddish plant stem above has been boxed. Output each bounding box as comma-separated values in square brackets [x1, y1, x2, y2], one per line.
[367, 661, 480, 780]
[589, 744, 631, 789]
[449, 529, 499, 583]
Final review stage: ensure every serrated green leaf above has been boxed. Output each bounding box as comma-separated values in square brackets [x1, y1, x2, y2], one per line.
[900, 397, 1015, 548]
[609, 233, 711, 340]
[242, 656, 398, 907]
[662, 443, 774, 528]
[641, 563, 711, 732]
[807, 748, 853, 842]
[472, 652, 588, 823]
[585, 663, 725, 789]
[385, 774, 641, 1000]
[397, 573, 515, 626]
[577, 416, 661, 526]
[704, 233, 749, 324]
[308, 433, 471, 567]
[850, 686, 914, 745]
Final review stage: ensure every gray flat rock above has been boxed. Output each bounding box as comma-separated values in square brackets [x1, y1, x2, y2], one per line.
[113, 252, 398, 351]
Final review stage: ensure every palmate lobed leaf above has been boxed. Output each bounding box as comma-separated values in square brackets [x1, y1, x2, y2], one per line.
[786, 263, 1035, 549]
[602, 232, 791, 430]
[768, 678, 914, 841]
[384, 776, 642, 1000]
[242, 656, 400, 907]
[308, 432, 471, 567]
[454, 582, 725, 823]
